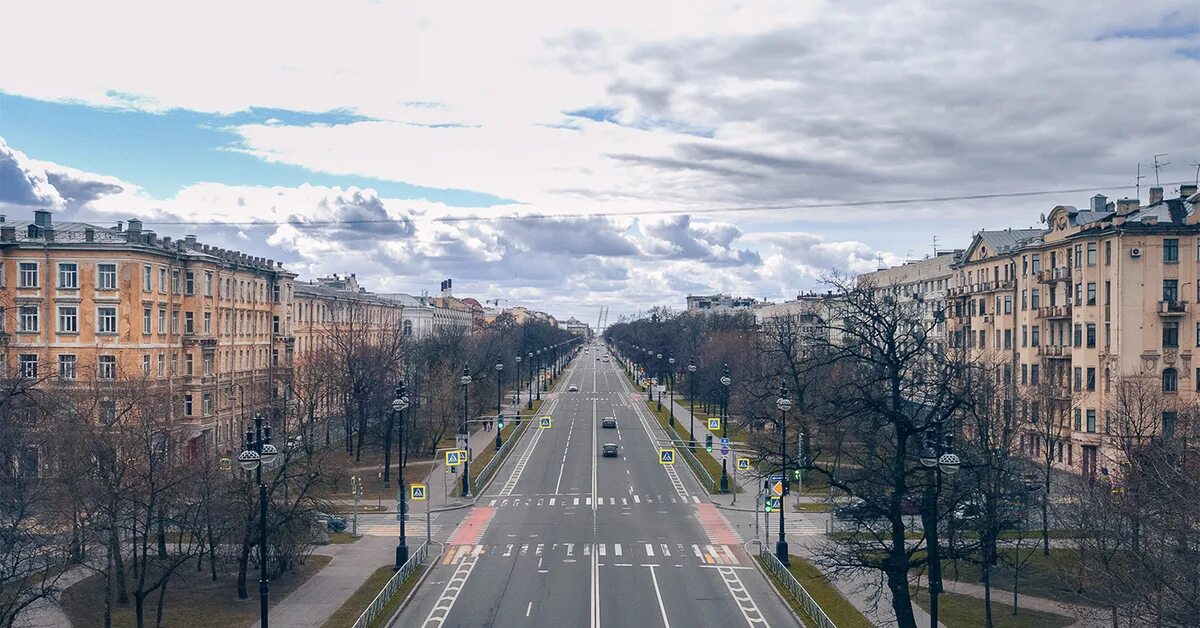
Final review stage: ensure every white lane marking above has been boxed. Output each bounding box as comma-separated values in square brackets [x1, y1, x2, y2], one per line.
[634, 495, 640, 504]
[499, 407, 550, 496]
[526, 602, 533, 617]
[421, 552, 479, 628]
[645, 543, 655, 557]
[550, 497, 556, 506]
[717, 566, 770, 626]
[614, 543, 622, 556]
[647, 565, 672, 628]
[590, 545, 601, 628]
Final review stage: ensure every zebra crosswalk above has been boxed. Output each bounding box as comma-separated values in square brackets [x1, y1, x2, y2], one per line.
[364, 521, 444, 537]
[484, 494, 701, 508]
[441, 541, 745, 566]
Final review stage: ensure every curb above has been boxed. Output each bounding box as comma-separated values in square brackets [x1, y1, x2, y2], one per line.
[381, 542, 444, 628]
[745, 540, 809, 628]
[713, 502, 758, 513]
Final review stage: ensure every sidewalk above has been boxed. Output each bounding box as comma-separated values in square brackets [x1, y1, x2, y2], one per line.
[941, 580, 1106, 627]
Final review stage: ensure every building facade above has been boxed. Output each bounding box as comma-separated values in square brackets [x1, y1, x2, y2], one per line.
[948, 185, 1200, 475]
[1, 211, 296, 456]
[858, 250, 962, 355]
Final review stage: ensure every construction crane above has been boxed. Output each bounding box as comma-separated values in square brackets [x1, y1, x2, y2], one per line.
[596, 306, 608, 334]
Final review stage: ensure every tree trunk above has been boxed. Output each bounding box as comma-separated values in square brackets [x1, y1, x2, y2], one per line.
[156, 508, 168, 558]
[1012, 561, 1019, 615]
[104, 536, 114, 628]
[236, 531, 252, 600]
[111, 526, 129, 605]
[886, 566, 917, 628]
[155, 577, 168, 628]
[207, 522, 218, 582]
[983, 560, 994, 628]
[382, 410, 395, 484]
[134, 592, 145, 628]
[1042, 455, 1051, 556]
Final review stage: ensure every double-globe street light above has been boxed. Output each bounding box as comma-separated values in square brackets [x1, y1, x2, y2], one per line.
[667, 356, 676, 427]
[391, 384, 411, 569]
[238, 414, 279, 628]
[645, 349, 653, 401]
[527, 351, 535, 409]
[917, 416, 960, 628]
[656, 352, 664, 411]
[720, 364, 732, 493]
[494, 362, 504, 451]
[687, 359, 697, 451]
[460, 365, 472, 497]
[514, 355, 522, 412]
[775, 383, 793, 565]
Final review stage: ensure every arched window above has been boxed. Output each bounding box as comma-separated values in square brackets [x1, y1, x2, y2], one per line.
[1163, 368, 1178, 392]
[403, 319, 413, 337]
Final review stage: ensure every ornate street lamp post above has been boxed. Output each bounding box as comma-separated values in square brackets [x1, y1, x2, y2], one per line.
[687, 359, 697, 451]
[391, 384, 410, 569]
[918, 417, 960, 628]
[460, 365, 472, 497]
[775, 384, 793, 565]
[720, 364, 731, 493]
[238, 414, 278, 628]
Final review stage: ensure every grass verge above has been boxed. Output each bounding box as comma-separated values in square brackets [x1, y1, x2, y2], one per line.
[62, 555, 332, 628]
[913, 588, 1074, 628]
[756, 554, 873, 628]
[320, 563, 428, 628]
[328, 531, 358, 544]
[795, 502, 832, 513]
[643, 399, 735, 493]
[939, 549, 1093, 606]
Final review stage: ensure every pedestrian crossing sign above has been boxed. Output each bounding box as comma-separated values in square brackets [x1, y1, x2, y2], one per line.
[708, 417, 721, 431]
[446, 450, 463, 466]
[540, 416, 552, 429]
[737, 457, 750, 471]
[659, 448, 675, 465]
[410, 484, 427, 501]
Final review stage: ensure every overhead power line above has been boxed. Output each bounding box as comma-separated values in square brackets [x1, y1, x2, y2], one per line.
[138, 180, 1196, 228]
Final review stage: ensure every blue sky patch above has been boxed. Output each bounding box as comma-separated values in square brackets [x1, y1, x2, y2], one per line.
[0, 92, 512, 207]
[1100, 12, 1199, 40]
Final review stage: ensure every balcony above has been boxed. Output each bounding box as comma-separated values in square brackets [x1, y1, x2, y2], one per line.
[1037, 344, 1072, 359]
[273, 334, 295, 345]
[1037, 267, 1072, 283]
[1037, 304, 1072, 319]
[1158, 300, 1188, 317]
[183, 335, 218, 349]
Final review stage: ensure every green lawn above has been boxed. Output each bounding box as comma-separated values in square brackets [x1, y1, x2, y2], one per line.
[644, 399, 737, 493]
[794, 502, 832, 513]
[940, 549, 1093, 606]
[321, 563, 427, 628]
[913, 588, 1074, 628]
[62, 555, 332, 628]
[757, 554, 873, 628]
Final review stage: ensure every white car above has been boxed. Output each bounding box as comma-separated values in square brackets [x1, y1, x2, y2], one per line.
[568, 384, 579, 392]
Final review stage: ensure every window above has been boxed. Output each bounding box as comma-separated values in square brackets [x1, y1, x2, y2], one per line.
[272, 315, 280, 335]
[159, 267, 167, 293]
[1030, 363, 1040, 385]
[157, 352, 165, 377]
[1164, 238, 1179, 263]
[1086, 242, 1096, 265]
[142, 308, 151, 334]
[978, 330, 986, 348]
[273, 284, 281, 303]
[1164, 279, 1179, 302]
[1022, 255, 1028, 275]
[203, 353, 213, 375]
[204, 312, 212, 334]
[100, 400, 116, 425]
[1163, 368, 1178, 392]
[1074, 408, 1082, 431]
[172, 270, 180, 294]
[1086, 323, 1096, 348]
[58, 354, 76, 380]
[184, 311, 194, 335]
[97, 263, 117, 290]
[1074, 367, 1082, 391]
[1074, 283, 1082, 305]
[185, 353, 194, 376]
[205, 271, 213, 296]
[143, 354, 150, 376]
[98, 355, 116, 379]
[18, 354, 38, 378]
[1003, 329, 1012, 349]
[58, 306, 78, 333]
[403, 319, 413, 336]
[58, 263, 78, 288]
[1021, 325, 1028, 347]
[19, 306, 39, 332]
[1163, 412, 1178, 438]
[1105, 240, 1112, 265]
[1031, 287, 1040, 308]
[1086, 367, 1095, 391]
[97, 307, 117, 334]
[1004, 296, 1012, 314]
[202, 392, 212, 416]
[171, 310, 179, 334]
[1031, 325, 1040, 347]
[1086, 409, 1096, 433]
[158, 308, 166, 334]
[1073, 323, 1082, 347]
[1021, 363, 1028, 384]
[1031, 254, 1041, 273]
[144, 265, 152, 291]
[184, 394, 193, 416]
[185, 272, 195, 295]
[19, 262, 38, 288]
[1164, 321, 1180, 348]
[1074, 244, 1082, 267]
[1086, 283, 1096, 306]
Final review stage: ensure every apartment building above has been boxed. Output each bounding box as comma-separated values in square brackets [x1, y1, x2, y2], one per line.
[949, 185, 1200, 476]
[292, 274, 406, 360]
[858, 250, 962, 354]
[0, 211, 297, 456]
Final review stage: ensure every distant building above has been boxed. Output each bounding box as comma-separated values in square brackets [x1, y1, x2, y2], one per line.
[686, 293, 759, 313]
[562, 317, 591, 337]
[858, 250, 962, 354]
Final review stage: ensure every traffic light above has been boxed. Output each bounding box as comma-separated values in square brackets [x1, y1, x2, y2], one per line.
[498, 415, 505, 430]
[705, 434, 713, 452]
[781, 477, 791, 496]
[792, 468, 801, 480]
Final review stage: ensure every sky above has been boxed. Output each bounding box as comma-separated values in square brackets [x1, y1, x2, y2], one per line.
[1, 1, 1199, 325]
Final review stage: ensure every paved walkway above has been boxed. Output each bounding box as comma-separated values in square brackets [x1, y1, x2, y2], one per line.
[941, 580, 1106, 627]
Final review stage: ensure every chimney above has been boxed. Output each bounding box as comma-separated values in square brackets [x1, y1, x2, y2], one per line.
[0, 215, 6, 223]
[33, 210, 52, 229]
[185, 235, 197, 247]
[1150, 186, 1163, 204]
[116, 221, 123, 232]
[1116, 198, 1140, 215]
[1182, 184, 1198, 199]
[0, 225, 14, 242]
[127, 218, 142, 234]
[84, 227, 95, 243]
[1091, 194, 1107, 213]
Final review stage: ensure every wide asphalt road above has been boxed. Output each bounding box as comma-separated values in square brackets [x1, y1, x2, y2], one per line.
[395, 341, 798, 627]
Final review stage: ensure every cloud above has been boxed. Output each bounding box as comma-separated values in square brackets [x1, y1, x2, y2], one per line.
[0, 137, 64, 209]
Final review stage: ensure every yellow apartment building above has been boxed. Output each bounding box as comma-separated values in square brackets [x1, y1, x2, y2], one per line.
[949, 185, 1200, 476]
[1, 211, 296, 457]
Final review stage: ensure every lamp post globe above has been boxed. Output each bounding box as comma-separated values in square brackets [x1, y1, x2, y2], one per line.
[259, 443, 279, 467]
[238, 449, 261, 471]
[919, 446, 938, 468]
[938, 452, 961, 475]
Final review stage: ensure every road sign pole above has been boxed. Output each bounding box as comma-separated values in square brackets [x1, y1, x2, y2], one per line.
[754, 483, 761, 544]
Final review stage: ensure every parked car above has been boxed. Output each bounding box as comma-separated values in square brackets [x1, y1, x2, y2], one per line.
[602, 417, 617, 429]
[602, 443, 619, 457]
[568, 384, 580, 392]
[314, 511, 348, 533]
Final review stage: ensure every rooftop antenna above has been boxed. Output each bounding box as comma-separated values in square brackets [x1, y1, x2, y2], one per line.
[1136, 163, 1147, 201]
[1153, 153, 1171, 186]
[1188, 160, 1200, 187]
[931, 235, 939, 257]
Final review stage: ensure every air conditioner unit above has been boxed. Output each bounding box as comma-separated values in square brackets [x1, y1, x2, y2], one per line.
[1130, 247, 1142, 258]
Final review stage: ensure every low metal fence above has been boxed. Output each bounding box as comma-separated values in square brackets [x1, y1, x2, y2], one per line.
[351, 540, 432, 628]
[758, 544, 837, 628]
[474, 419, 530, 490]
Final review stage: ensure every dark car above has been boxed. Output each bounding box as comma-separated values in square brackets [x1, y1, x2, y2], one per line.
[834, 498, 883, 521]
[602, 417, 617, 429]
[602, 443, 619, 457]
[314, 511, 348, 533]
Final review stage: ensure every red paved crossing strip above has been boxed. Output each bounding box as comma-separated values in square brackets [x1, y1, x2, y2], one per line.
[447, 506, 497, 546]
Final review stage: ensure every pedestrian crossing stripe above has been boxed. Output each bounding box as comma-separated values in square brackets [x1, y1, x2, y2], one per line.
[484, 495, 701, 507]
[440, 542, 744, 566]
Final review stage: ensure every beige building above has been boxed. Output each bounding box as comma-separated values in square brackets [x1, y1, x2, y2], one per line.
[949, 185, 1200, 476]
[1, 211, 296, 457]
[858, 250, 962, 354]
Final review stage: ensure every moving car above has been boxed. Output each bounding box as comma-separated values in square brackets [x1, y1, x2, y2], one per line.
[568, 384, 579, 392]
[602, 417, 617, 429]
[602, 443, 619, 457]
[314, 511, 348, 533]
